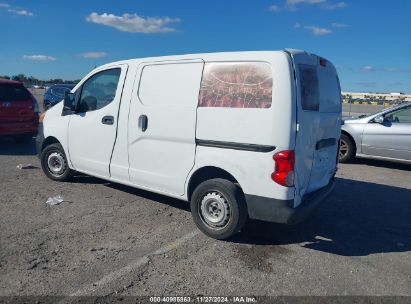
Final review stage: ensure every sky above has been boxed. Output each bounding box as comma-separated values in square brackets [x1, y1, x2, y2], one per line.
[0, 0, 410, 93]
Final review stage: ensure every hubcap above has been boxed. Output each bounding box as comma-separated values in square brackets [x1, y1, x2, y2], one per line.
[47, 152, 65, 175]
[199, 192, 230, 229]
[339, 139, 348, 159]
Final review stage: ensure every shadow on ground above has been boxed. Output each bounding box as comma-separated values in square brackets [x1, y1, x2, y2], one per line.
[67, 175, 191, 212]
[349, 157, 411, 171]
[66, 167, 410, 257]
[233, 177, 411, 256]
[0, 136, 37, 156]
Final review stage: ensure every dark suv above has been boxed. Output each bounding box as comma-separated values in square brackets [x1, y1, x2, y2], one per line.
[43, 84, 75, 110]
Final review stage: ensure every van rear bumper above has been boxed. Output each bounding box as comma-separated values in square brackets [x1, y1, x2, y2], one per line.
[244, 180, 335, 224]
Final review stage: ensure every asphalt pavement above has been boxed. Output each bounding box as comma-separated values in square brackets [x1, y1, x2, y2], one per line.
[0, 137, 410, 298]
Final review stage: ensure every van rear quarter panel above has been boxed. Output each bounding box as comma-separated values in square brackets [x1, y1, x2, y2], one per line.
[193, 51, 296, 200]
[192, 146, 295, 200]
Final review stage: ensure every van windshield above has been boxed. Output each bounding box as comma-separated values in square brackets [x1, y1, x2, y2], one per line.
[0, 84, 32, 101]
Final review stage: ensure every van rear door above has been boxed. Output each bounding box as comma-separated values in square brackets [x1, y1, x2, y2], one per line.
[287, 50, 341, 207]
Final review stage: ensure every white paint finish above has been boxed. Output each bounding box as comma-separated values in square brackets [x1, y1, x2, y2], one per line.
[196, 52, 295, 148]
[139, 63, 204, 107]
[42, 102, 72, 166]
[110, 64, 139, 181]
[128, 60, 204, 195]
[67, 64, 128, 179]
[190, 146, 295, 200]
[42, 50, 340, 216]
[290, 51, 341, 206]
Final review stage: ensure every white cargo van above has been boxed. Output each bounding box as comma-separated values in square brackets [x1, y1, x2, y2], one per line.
[36, 50, 341, 239]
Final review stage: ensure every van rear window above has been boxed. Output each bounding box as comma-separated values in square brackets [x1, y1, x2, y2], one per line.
[299, 65, 319, 111]
[0, 84, 31, 101]
[198, 62, 272, 108]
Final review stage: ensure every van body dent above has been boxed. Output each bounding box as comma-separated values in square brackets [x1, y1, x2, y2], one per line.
[37, 50, 342, 239]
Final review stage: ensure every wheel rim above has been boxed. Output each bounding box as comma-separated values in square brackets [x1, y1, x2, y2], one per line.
[199, 191, 230, 230]
[47, 151, 66, 176]
[339, 139, 349, 159]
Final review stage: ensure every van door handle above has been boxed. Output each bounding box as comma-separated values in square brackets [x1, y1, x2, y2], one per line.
[139, 115, 148, 132]
[101, 115, 114, 125]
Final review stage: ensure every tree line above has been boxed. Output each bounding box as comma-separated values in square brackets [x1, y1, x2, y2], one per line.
[0, 74, 80, 85]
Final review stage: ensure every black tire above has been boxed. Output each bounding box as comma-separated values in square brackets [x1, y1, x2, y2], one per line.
[190, 178, 248, 240]
[14, 134, 33, 144]
[339, 133, 355, 163]
[40, 143, 73, 181]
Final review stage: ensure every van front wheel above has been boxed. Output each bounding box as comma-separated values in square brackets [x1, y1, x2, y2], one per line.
[190, 178, 248, 240]
[40, 143, 73, 181]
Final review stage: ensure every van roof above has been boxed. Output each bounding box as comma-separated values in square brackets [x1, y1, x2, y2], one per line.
[98, 50, 295, 69]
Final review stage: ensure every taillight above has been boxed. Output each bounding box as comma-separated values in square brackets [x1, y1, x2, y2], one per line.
[272, 150, 295, 187]
[319, 57, 327, 67]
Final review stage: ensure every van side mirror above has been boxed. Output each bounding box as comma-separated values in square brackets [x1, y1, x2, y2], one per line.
[62, 92, 76, 115]
[373, 116, 384, 124]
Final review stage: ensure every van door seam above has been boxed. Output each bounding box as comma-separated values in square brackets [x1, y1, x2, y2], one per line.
[109, 65, 129, 177]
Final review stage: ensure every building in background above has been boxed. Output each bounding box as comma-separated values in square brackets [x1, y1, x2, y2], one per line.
[342, 91, 411, 106]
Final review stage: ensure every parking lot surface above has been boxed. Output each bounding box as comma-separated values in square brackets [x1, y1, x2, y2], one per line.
[0, 137, 410, 297]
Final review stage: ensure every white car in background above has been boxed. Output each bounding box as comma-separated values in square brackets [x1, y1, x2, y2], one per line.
[340, 102, 411, 163]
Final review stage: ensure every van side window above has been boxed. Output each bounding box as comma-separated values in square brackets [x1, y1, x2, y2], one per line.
[299, 65, 319, 111]
[198, 62, 272, 108]
[77, 68, 121, 113]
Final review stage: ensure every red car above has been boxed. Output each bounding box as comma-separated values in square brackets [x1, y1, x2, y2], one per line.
[0, 79, 39, 142]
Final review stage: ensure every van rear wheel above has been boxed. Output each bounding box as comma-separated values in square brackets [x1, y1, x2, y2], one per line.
[190, 178, 248, 240]
[40, 143, 73, 181]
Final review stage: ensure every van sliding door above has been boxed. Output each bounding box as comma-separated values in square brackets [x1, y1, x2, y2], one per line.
[128, 60, 204, 195]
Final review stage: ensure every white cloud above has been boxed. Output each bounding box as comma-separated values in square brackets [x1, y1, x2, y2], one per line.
[286, 0, 326, 4]
[362, 65, 375, 72]
[8, 8, 33, 16]
[23, 55, 56, 61]
[383, 67, 410, 73]
[80, 52, 108, 59]
[0, 2, 10, 8]
[269, 5, 281, 12]
[324, 1, 347, 9]
[331, 22, 348, 28]
[285, 0, 326, 9]
[362, 66, 410, 73]
[86, 12, 180, 33]
[304, 25, 332, 35]
[294, 22, 302, 28]
[270, 0, 347, 11]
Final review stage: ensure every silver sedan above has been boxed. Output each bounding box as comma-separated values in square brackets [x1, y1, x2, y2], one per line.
[339, 102, 411, 163]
